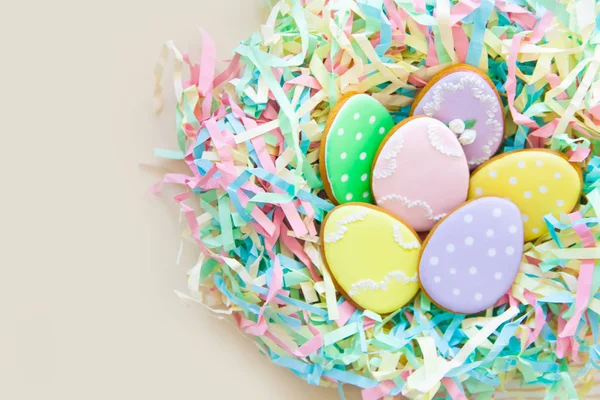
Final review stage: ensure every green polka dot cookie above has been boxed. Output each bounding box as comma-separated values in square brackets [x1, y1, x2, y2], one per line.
[319, 94, 395, 204]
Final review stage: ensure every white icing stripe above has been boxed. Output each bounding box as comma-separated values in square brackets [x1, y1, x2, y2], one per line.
[323, 226, 348, 243]
[323, 210, 369, 243]
[373, 136, 403, 179]
[383, 136, 404, 160]
[392, 223, 420, 250]
[373, 158, 397, 179]
[468, 156, 491, 166]
[349, 270, 418, 296]
[427, 123, 464, 158]
[377, 194, 442, 222]
[432, 213, 446, 222]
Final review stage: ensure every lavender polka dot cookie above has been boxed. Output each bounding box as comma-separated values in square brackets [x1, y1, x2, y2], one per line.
[419, 197, 524, 314]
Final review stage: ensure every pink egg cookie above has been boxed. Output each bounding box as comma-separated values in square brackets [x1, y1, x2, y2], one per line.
[419, 197, 524, 314]
[411, 64, 504, 169]
[371, 116, 470, 232]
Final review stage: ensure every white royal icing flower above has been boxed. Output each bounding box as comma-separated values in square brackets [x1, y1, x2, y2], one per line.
[458, 129, 476, 145]
[448, 119, 465, 134]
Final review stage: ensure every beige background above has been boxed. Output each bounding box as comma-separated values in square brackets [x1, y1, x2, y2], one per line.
[0, 1, 344, 399]
[1, 1, 598, 399]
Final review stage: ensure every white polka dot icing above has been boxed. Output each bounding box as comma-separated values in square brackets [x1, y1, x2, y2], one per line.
[411, 66, 504, 169]
[468, 149, 582, 241]
[372, 117, 469, 232]
[419, 197, 524, 314]
[320, 94, 395, 205]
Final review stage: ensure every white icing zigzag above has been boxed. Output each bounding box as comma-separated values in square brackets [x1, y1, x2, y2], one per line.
[392, 223, 420, 250]
[427, 123, 464, 158]
[421, 73, 503, 166]
[349, 270, 418, 296]
[468, 156, 491, 166]
[432, 213, 446, 222]
[373, 136, 403, 180]
[323, 210, 369, 243]
[377, 194, 446, 221]
[383, 136, 404, 160]
[373, 158, 397, 179]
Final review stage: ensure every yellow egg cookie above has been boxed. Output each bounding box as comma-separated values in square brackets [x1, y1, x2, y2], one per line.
[320, 203, 421, 314]
[468, 149, 582, 242]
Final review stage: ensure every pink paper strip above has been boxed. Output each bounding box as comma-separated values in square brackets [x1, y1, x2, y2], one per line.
[412, 0, 426, 13]
[449, 0, 481, 26]
[506, 33, 539, 128]
[240, 116, 277, 173]
[281, 201, 309, 237]
[569, 146, 590, 162]
[546, 74, 570, 100]
[294, 312, 324, 357]
[530, 119, 559, 138]
[361, 380, 395, 400]
[556, 308, 570, 358]
[589, 104, 600, 119]
[442, 377, 468, 400]
[510, 12, 537, 30]
[265, 208, 283, 251]
[198, 28, 217, 120]
[425, 33, 440, 66]
[383, 0, 405, 39]
[182, 52, 199, 86]
[151, 173, 191, 194]
[524, 290, 545, 347]
[452, 26, 469, 63]
[559, 214, 596, 338]
[336, 301, 357, 327]
[285, 75, 323, 90]
[528, 11, 553, 44]
[571, 336, 581, 363]
[294, 334, 323, 357]
[213, 54, 242, 88]
[279, 231, 321, 282]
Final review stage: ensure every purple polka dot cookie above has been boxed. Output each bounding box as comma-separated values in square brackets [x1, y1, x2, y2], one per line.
[419, 197, 524, 314]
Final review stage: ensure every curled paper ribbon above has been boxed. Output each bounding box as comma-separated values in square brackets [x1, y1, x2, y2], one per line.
[153, 0, 600, 399]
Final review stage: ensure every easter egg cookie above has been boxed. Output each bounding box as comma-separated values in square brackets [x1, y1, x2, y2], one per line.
[469, 149, 582, 242]
[419, 197, 524, 314]
[320, 94, 395, 204]
[411, 64, 504, 169]
[371, 116, 470, 232]
[320, 203, 421, 314]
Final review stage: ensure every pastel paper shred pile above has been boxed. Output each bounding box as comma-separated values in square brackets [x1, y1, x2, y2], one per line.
[153, 0, 600, 398]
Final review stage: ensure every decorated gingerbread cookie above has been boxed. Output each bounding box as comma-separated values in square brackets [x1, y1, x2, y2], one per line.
[319, 94, 395, 204]
[371, 116, 470, 232]
[419, 197, 524, 314]
[320, 203, 421, 314]
[410, 64, 504, 169]
[468, 149, 582, 242]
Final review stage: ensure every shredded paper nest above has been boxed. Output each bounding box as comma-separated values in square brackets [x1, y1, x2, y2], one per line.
[153, 0, 600, 398]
